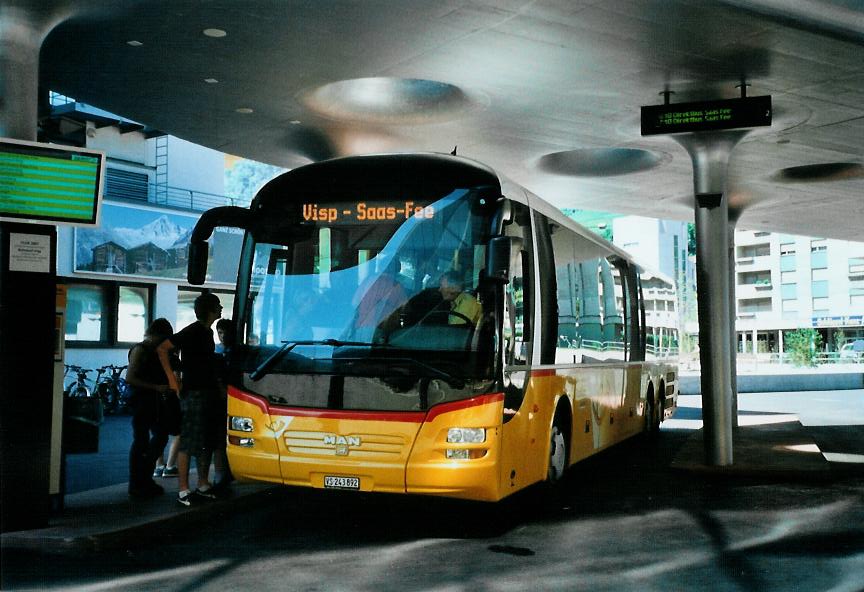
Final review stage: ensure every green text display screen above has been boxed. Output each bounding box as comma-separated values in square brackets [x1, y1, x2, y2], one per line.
[0, 142, 101, 224]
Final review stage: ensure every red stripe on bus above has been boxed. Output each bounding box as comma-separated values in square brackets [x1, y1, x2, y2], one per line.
[228, 386, 503, 423]
[269, 407, 427, 422]
[531, 369, 557, 377]
[424, 392, 504, 422]
[228, 386, 270, 414]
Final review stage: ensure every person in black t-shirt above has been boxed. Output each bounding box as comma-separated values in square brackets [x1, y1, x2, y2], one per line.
[126, 318, 174, 498]
[157, 292, 223, 507]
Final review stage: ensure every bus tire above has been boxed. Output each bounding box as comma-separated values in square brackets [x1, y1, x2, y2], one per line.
[547, 406, 570, 484]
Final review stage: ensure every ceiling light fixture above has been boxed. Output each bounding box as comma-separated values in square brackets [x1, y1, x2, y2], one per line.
[126, 40, 143, 47]
[203, 28, 227, 38]
[235, 107, 254, 114]
[204, 78, 219, 84]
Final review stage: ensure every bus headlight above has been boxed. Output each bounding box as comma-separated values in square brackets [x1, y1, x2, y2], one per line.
[230, 416, 254, 432]
[447, 427, 485, 444]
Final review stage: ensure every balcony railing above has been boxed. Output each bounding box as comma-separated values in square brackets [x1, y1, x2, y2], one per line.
[105, 181, 250, 212]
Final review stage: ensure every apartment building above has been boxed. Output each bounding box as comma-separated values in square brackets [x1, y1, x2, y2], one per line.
[735, 229, 864, 354]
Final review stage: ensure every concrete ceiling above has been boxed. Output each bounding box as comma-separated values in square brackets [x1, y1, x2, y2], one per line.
[22, 0, 864, 240]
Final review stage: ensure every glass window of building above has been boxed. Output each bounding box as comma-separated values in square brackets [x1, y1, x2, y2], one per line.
[812, 268, 829, 282]
[849, 257, 864, 277]
[64, 281, 154, 346]
[780, 254, 796, 272]
[781, 283, 797, 299]
[811, 280, 829, 298]
[782, 298, 798, 312]
[780, 271, 796, 284]
[65, 284, 110, 342]
[117, 286, 149, 342]
[810, 239, 827, 252]
[812, 297, 830, 312]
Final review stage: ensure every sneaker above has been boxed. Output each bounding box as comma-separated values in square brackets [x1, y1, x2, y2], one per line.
[194, 487, 217, 500]
[162, 466, 178, 478]
[153, 465, 165, 478]
[177, 490, 194, 507]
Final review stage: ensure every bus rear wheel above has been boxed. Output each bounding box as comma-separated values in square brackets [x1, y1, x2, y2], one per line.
[645, 387, 661, 436]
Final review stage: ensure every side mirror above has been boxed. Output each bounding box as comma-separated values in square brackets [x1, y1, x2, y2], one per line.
[187, 240, 209, 285]
[486, 236, 523, 282]
[185, 206, 251, 285]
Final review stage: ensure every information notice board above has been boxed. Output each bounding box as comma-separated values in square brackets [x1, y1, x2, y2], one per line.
[0, 137, 105, 226]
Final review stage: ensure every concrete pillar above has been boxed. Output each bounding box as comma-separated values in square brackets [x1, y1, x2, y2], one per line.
[0, 4, 68, 532]
[0, 7, 44, 140]
[675, 131, 747, 466]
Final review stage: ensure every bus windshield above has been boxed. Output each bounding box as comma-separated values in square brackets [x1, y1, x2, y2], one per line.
[238, 187, 499, 409]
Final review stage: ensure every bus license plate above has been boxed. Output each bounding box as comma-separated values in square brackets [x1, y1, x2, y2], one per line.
[324, 476, 360, 490]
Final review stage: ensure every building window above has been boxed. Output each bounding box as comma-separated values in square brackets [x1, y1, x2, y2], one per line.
[811, 280, 829, 299]
[739, 270, 771, 286]
[851, 289, 864, 307]
[779, 244, 796, 256]
[810, 240, 828, 269]
[782, 298, 798, 312]
[780, 254, 796, 272]
[780, 271, 796, 283]
[812, 297, 830, 312]
[64, 281, 153, 346]
[849, 257, 864, 276]
[812, 268, 829, 282]
[781, 283, 797, 299]
[739, 244, 770, 258]
[739, 298, 772, 313]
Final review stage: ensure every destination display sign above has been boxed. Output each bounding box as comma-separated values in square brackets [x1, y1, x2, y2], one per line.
[0, 138, 104, 225]
[641, 95, 772, 136]
[301, 201, 435, 224]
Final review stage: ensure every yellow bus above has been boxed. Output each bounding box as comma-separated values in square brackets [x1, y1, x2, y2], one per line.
[188, 153, 678, 502]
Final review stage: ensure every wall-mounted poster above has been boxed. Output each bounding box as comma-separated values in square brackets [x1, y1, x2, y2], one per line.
[74, 202, 242, 284]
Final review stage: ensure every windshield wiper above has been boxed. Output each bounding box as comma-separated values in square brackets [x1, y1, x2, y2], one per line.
[249, 339, 377, 381]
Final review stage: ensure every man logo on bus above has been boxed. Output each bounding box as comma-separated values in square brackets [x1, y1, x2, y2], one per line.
[324, 434, 360, 456]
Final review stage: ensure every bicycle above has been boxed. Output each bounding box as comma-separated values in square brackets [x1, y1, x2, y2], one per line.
[63, 364, 94, 398]
[94, 364, 130, 414]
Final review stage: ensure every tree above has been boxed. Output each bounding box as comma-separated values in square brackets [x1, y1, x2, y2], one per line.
[225, 159, 286, 204]
[784, 328, 823, 367]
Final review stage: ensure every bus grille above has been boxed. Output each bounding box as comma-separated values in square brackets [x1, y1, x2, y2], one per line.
[283, 431, 406, 458]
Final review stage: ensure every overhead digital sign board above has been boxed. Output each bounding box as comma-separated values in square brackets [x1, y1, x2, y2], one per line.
[641, 95, 772, 136]
[0, 137, 105, 226]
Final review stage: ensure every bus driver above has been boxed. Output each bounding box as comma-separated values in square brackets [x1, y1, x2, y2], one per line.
[438, 270, 481, 326]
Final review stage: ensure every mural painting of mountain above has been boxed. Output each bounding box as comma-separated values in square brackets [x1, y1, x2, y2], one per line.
[75, 203, 240, 283]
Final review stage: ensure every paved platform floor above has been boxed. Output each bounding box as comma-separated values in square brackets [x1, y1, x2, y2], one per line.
[2, 410, 857, 554]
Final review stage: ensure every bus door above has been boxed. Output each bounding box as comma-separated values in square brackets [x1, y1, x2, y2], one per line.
[499, 202, 545, 492]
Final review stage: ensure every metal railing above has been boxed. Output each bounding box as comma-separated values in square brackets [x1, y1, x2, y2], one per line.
[105, 180, 250, 212]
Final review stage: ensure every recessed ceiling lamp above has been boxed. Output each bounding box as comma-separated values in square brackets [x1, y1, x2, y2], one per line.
[774, 162, 864, 182]
[204, 78, 219, 84]
[126, 40, 143, 47]
[301, 77, 474, 124]
[203, 28, 227, 38]
[537, 148, 667, 177]
[235, 107, 254, 114]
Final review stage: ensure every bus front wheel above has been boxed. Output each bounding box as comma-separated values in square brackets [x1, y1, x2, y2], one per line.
[547, 423, 568, 483]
